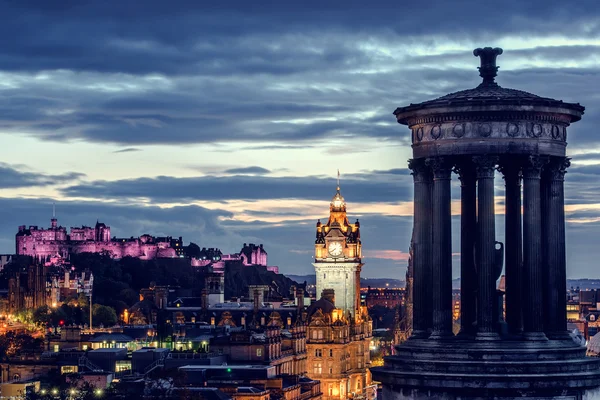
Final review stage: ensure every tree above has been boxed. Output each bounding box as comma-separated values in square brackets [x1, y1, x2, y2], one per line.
[33, 305, 51, 325]
[119, 288, 139, 306]
[93, 304, 117, 327]
[77, 293, 89, 308]
[0, 332, 43, 360]
[185, 242, 201, 258]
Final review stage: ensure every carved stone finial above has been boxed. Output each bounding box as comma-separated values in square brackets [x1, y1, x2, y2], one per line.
[473, 47, 503, 86]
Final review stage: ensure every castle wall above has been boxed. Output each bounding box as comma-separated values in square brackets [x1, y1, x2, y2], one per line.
[70, 227, 95, 241]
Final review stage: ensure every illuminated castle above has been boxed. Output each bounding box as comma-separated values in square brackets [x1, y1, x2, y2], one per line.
[16, 217, 183, 261]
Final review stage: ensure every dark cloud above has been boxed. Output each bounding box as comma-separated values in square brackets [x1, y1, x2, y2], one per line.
[113, 148, 142, 154]
[60, 171, 412, 203]
[223, 166, 271, 175]
[0, 163, 84, 189]
[0, 1, 597, 75]
[0, 1, 596, 146]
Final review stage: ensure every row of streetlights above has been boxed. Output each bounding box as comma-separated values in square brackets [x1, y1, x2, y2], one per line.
[39, 387, 104, 397]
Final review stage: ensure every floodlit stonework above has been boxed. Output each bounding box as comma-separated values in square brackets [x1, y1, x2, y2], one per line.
[16, 217, 182, 261]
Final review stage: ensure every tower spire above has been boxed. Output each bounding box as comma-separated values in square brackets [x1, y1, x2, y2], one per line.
[52, 202, 56, 218]
[337, 169, 340, 191]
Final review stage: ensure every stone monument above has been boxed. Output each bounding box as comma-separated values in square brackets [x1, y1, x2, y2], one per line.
[371, 48, 600, 399]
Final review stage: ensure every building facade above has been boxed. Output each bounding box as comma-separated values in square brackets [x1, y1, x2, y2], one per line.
[306, 182, 374, 400]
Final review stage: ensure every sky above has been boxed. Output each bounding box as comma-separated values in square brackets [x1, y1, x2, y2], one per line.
[0, 1, 599, 279]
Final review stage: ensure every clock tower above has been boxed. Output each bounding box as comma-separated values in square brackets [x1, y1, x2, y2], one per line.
[313, 176, 363, 318]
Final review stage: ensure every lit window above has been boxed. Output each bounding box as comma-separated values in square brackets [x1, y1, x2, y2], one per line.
[313, 363, 322, 374]
[257, 348, 262, 357]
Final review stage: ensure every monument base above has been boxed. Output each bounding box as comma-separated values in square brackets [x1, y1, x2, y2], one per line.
[372, 337, 600, 400]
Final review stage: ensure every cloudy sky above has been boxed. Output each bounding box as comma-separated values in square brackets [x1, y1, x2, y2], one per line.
[0, 1, 599, 278]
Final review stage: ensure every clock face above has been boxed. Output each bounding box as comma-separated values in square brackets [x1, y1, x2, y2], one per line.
[328, 242, 343, 257]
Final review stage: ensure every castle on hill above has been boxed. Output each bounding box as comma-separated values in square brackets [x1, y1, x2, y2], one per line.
[15, 216, 280, 273]
[16, 217, 183, 261]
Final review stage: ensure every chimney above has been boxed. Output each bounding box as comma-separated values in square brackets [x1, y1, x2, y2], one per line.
[322, 289, 335, 304]
[296, 287, 304, 310]
[254, 289, 260, 314]
[201, 289, 208, 311]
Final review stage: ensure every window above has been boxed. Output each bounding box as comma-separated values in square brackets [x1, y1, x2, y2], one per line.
[318, 330, 324, 339]
[315, 349, 322, 357]
[257, 348, 262, 357]
[313, 363, 322, 374]
[324, 273, 326, 279]
[82, 344, 88, 351]
[53, 344, 59, 353]
[329, 349, 333, 357]
[116, 360, 132, 372]
[329, 367, 333, 374]
[60, 366, 77, 374]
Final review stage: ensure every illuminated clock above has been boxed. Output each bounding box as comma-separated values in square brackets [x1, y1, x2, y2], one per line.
[328, 242, 343, 257]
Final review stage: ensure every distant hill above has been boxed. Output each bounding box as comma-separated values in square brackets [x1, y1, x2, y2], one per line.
[287, 274, 405, 289]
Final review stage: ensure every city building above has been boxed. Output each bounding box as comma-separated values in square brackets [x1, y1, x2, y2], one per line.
[7, 261, 94, 314]
[306, 180, 374, 400]
[363, 288, 404, 309]
[16, 217, 182, 262]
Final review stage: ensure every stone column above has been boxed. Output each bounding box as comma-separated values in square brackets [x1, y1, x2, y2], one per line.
[522, 155, 548, 340]
[454, 160, 477, 337]
[498, 161, 523, 334]
[543, 157, 571, 339]
[473, 156, 500, 340]
[426, 157, 453, 339]
[408, 159, 433, 339]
